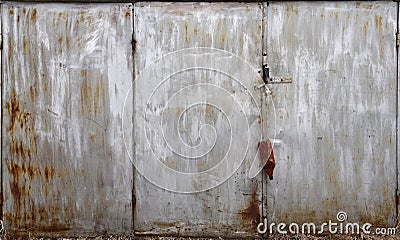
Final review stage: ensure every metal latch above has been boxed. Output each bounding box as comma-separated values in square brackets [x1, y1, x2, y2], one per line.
[262, 54, 292, 84]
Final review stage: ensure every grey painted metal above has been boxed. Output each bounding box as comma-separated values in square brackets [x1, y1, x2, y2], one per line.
[133, 2, 265, 237]
[2, 3, 133, 236]
[0, 1, 398, 237]
[264, 1, 397, 227]
[0, 3, 3, 220]
[1, 0, 263, 2]
[397, 1, 400, 218]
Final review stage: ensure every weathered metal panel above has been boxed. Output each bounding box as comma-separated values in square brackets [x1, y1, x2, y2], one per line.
[132, 2, 264, 237]
[0, 3, 3, 219]
[397, 1, 400, 217]
[397, 1, 400, 221]
[2, 3, 133, 236]
[265, 1, 397, 226]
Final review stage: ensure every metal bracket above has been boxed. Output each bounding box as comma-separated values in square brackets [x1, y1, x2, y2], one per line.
[396, 32, 400, 48]
[262, 65, 292, 84]
[262, 54, 292, 84]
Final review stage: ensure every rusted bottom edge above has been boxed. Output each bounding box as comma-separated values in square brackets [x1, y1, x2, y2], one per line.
[134, 231, 261, 239]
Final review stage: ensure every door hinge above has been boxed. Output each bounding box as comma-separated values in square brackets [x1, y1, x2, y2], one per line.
[396, 32, 400, 47]
[0, 34, 3, 50]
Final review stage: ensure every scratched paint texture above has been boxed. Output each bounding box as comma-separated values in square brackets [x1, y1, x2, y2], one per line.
[133, 2, 264, 237]
[2, 3, 133, 236]
[264, 1, 397, 226]
[1, 0, 399, 237]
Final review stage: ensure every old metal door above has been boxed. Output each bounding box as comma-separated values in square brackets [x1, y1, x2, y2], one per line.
[2, 3, 133, 235]
[131, 2, 265, 237]
[265, 1, 397, 226]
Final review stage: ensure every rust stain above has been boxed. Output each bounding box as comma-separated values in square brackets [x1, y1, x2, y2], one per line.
[94, 84, 99, 115]
[80, 71, 104, 115]
[356, 2, 373, 10]
[29, 85, 37, 102]
[239, 188, 260, 229]
[7, 163, 23, 218]
[329, 11, 338, 21]
[285, 4, 298, 16]
[6, 89, 37, 160]
[6, 162, 42, 225]
[36, 225, 72, 233]
[375, 15, 382, 28]
[86, 15, 94, 25]
[4, 87, 43, 226]
[219, 33, 225, 45]
[66, 36, 70, 49]
[184, 22, 189, 43]
[80, 70, 91, 114]
[31, 8, 37, 21]
[9, 8, 14, 15]
[23, 38, 28, 55]
[193, 25, 198, 35]
[38, 206, 47, 220]
[27, 165, 41, 179]
[8, 35, 13, 62]
[42, 80, 49, 94]
[89, 135, 96, 142]
[153, 221, 179, 227]
[363, 21, 369, 35]
[44, 166, 55, 181]
[7, 163, 41, 181]
[94, 80, 104, 116]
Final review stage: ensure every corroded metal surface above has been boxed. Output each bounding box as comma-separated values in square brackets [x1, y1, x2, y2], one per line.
[0, 1, 398, 237]
[133, 2, 264, 237]
[264, 1, 397, 227]
[2, 3, 133, 236]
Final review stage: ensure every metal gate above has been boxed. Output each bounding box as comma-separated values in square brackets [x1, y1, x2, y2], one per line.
[132, 2, 265, 237]
[0, 1, 399, 237]
[264, 1, 397, 226]
[2, 3, 133, 236]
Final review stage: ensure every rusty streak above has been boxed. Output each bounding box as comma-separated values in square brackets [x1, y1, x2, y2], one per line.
[239, 189, 260, 229]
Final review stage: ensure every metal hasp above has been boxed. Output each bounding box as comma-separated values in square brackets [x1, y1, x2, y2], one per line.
[262, 55, 292, 84]
[262, 64, 269, 84]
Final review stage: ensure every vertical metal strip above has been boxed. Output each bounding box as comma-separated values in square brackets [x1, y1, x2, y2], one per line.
[0, 2, 3, 223]
[259, 2, 265, 226]
[131, 3, 136, 235]
[261, 1, 268, 233]
[396, 0, 399, 226]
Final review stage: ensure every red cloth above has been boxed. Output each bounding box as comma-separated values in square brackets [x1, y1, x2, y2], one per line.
[258, 139, 275, 180]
